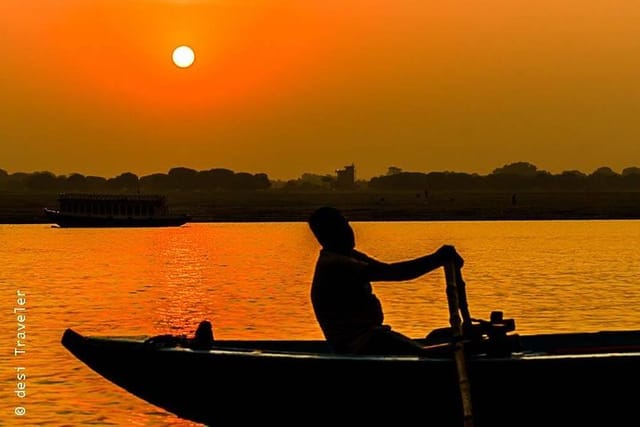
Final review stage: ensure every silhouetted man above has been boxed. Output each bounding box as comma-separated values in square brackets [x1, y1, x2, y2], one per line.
[308, 206, 465, 356]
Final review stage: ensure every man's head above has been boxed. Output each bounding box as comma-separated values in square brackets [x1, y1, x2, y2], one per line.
[308, 206, 355, 253]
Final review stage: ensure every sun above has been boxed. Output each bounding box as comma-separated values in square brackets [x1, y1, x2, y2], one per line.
[172, 46, 195, 68]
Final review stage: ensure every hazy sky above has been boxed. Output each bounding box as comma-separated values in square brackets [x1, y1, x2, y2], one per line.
[1, 1, 639, 180]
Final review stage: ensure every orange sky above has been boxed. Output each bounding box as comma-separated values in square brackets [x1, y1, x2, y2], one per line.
[1, 0, 639, 180]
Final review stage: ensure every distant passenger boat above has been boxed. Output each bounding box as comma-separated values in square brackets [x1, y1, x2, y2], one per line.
[44, 193, 190, 228]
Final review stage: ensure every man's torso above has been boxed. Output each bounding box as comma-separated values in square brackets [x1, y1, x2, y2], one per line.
[311, 249, 383, 352]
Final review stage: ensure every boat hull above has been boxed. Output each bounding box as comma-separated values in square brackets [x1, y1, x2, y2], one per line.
[45, 209, 189, 228]
[61, 328, 640, 427]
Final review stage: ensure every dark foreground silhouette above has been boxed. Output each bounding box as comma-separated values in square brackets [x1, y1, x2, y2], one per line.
[61, 316, 640, 427]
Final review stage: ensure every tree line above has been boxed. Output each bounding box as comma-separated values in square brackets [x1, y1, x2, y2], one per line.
[0, 162, 639, 193]
[0, 167, 270, 193]
[368, 163, 640, 192]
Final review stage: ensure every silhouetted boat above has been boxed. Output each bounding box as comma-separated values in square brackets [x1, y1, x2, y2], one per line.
[44, 193, 190, 228]
[61, 315, 640, 427]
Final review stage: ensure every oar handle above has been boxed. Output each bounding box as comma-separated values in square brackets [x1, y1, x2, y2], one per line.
[445, 262, 474, 427]
[445, 265, 462, 331]
[457, 273, 472, 325]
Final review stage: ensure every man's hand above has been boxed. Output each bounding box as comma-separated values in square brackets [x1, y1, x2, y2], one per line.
[435, 245, 464, 268]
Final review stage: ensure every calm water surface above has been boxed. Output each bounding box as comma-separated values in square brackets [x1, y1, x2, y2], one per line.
[1, 221, 639, 426]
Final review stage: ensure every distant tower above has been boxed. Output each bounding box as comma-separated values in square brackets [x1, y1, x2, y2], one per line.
[335, 164, 355, 189]
[387, 166, 403, 176]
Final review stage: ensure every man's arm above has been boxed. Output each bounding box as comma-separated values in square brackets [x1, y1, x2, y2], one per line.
[360, 245, 463, 282]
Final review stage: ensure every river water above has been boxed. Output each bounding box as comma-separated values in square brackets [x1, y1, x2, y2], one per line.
[1, 220, 639, 426]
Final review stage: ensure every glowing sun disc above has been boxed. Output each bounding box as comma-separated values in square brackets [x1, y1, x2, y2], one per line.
[172, 46, 195, 68]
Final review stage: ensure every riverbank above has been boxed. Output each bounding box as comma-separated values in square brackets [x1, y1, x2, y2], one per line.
[2, 190, 640, 223]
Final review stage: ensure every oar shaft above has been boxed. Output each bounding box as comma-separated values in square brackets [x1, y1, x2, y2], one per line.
[445, 262, 474, 427]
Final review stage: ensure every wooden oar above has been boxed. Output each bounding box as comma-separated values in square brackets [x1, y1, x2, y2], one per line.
[444, 261, 474, 427]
